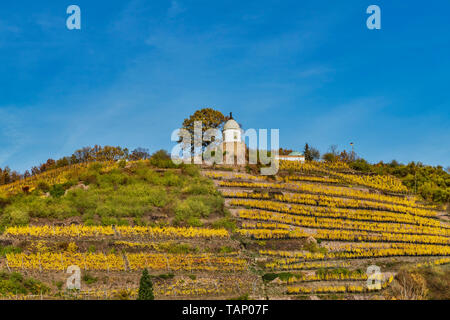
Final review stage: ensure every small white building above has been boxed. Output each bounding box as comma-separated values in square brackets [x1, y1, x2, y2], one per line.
[275, 151, 305, 162]
[221, 115, 246, 164]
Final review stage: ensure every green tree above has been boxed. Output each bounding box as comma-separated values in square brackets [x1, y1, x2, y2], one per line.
[303, 143, 320, 161]
[129, 147, 150, 160]
[180, 108, 228, 151]
[303, 143, 312, 161]
[310, 147, 321, 161]
[137, 268, 154, 300]
[322, 152, 336, 163]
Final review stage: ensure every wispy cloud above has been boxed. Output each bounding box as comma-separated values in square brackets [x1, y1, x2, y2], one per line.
[0, 108, 29, 167]
[296, 66, 334, 79]
[0, 20, 20, 34]
[168, 1, 185, 19]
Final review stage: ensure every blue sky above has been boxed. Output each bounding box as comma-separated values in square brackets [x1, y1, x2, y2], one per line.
[0, 0, 449, 172]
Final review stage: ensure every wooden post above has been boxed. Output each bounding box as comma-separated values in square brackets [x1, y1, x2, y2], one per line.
[164, 253, 170, 272]
[105, 253, 109, 273]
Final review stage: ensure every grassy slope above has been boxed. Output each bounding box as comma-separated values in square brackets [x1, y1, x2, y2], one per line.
[0, 161, 230, 230]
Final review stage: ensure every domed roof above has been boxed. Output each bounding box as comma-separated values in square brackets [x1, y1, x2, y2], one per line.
[223, 119, 240, 130]
[288, 151, 303, 156]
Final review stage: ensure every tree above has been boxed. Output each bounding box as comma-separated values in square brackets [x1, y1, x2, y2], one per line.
[303, 143, 320, 161]
[149, 149, 178, 168]
[180, 108, 228, 151]
[137, 269, 154, 300]
[56, 157, 70, 168]
[337, 150, 351, 163]
[130, 148, 150, 161]
[303, 143, 312, 161]
[322, 152, 336, 163]
[279, 148, 293, 156]
[39, 159, 56, 173]
[446, 166, 450, 174]
[329, 145, 339, 156]
[310, 147, 321, 161]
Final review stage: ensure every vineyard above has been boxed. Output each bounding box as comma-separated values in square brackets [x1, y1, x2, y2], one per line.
[0, 159, 448, 299]
[208, 160, 449, 299]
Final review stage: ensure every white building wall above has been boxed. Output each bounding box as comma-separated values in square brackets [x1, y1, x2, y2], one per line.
[224, 129, 241, 142]
[275, 155, 305, 162]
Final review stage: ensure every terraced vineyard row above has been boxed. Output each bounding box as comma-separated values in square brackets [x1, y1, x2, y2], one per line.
[6, 251, 246, 272]
[220, 182, 437, 217]
[4, 225, 229, 239]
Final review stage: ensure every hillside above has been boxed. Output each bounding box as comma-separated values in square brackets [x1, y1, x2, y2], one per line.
[0, 159, 449, 299]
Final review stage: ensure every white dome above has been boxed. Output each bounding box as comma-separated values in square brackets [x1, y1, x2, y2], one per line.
[223, 119, 240, 130]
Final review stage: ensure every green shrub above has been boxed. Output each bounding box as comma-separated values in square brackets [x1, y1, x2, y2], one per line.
[186, 217, 203, 227]
[212, 217, 236, 231]
[181, 164, 199, 177]
[0, 272, 50, 296]
[0, 245, 22, 257]
[49, 184, 65, 198]
[6, 208, 30, 225]
[80, 172, 99, 186]
[159, 242, 194, 254]
[37, 182, 50, 193]
[101, 217, 118, 226]
[277, 272, 296, 282]
[83, 218, 96, 226]
[117, 160, 127, 168]
[156, 273, 175, 280]
[161, 172, 182, 187]
[174, 199, 208, 224]
[231, 293, 250, 300]
[82, 273, 98, 285]
[55, 280, 64, 291]
[219, 246, 234, 254]
[262, 273, 278, 282]
[304, 241, 327, 254]
[137, 269, 154, 300]
[183, 178, 216, 195]
[149, 150, 178, 169]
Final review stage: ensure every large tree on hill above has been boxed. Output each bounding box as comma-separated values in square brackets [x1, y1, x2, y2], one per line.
[180, 108, 228, 151]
